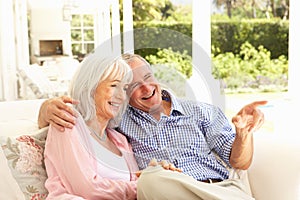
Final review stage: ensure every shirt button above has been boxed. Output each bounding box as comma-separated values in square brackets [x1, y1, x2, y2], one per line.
[173, 159, 178, 167]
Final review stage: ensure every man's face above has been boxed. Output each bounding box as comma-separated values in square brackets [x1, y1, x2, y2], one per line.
[127, 58, 162, 113]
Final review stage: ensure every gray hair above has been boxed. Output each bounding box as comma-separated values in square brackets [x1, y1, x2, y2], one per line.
[69, 53, 132, 128]
[122, 53, 153, 71]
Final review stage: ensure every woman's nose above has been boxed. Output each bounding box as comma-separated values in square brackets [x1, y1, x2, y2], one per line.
[115, 87, 126, 100]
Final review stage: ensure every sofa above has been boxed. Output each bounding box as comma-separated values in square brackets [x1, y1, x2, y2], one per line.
[0, 99, 299, 200]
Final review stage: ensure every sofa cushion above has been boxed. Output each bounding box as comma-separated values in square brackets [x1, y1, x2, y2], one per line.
[0, 127, 49, 200]
[17, 66, 68, 99]
[248, 134, 300, 200]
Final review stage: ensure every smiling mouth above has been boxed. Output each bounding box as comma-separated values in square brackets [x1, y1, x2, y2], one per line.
[108, 102, 121, 107]
[141, 90, 155, 100]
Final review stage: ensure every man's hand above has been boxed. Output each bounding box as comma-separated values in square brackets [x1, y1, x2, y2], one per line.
[232, 100, 268, 136]
[148, 158, 182, 172]
[136, 158, 182, 177]
[230, 100, 267, 170]
[38, 96, 79, 131]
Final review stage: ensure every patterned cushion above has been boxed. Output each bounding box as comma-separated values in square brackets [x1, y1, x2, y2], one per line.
[0, 127, 49, 200]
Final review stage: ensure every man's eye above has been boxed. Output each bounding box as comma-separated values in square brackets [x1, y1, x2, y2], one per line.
[129, 83, 138, 90]
[145, 74, 153, 81]
[111, 84, 117, 87]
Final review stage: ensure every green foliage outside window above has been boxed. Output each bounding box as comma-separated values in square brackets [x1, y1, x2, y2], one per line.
[146, 47, 192, 79]
[212, 41, 288, 93]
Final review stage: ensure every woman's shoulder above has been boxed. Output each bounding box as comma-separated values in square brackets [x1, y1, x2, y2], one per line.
[107, 128, 127, 140]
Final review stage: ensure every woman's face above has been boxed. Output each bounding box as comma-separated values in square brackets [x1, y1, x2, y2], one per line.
[94, 77, 128, 122]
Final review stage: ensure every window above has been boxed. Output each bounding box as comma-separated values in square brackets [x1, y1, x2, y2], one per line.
[71, 14, 95, 59]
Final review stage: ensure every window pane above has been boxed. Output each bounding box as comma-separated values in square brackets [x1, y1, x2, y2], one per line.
[71, 13, 95, 58]
[84, 29, 94, 41]
[71, 29, 82, 41]
[72, 43, 82, 54]
[84, 43, 95, 54]
[83, 15, 94, 26]
[71, 15, 81, 27]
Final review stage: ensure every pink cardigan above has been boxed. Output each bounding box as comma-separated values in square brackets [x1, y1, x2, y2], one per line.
[44, 120, 139, 200]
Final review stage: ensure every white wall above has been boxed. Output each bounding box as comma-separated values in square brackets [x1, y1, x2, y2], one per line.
[29, 6, 72, 56]
[0, 0, 16, 101]
[0, 0, 29, 101]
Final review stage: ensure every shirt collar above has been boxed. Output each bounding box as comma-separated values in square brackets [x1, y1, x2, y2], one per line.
[162, 89, 185, 115]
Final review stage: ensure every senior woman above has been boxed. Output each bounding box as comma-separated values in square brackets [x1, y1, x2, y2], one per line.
[44, 52, 140, 199]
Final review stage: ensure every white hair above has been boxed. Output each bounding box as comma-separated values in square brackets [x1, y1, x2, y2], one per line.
[69, 52, 132, 127]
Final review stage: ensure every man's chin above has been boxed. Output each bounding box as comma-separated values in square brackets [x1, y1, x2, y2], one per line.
[148, 103, 163, 114]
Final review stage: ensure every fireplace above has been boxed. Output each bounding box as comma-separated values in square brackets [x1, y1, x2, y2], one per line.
[31, 40, 70, 65]
[39, 40, 63, 56]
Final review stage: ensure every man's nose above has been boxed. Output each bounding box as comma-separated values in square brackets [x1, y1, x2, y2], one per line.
[139, 82, 152, 93]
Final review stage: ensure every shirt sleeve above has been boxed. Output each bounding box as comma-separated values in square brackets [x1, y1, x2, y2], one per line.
[202, 105, 235, 167]
[44, 123, 137, 200]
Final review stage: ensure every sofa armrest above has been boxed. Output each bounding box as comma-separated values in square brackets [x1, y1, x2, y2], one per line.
[248, 134, 300, 200]
[0, 99, 45, 136]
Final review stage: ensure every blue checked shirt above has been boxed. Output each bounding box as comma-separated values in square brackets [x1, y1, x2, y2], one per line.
[118, 90, 235, 181]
